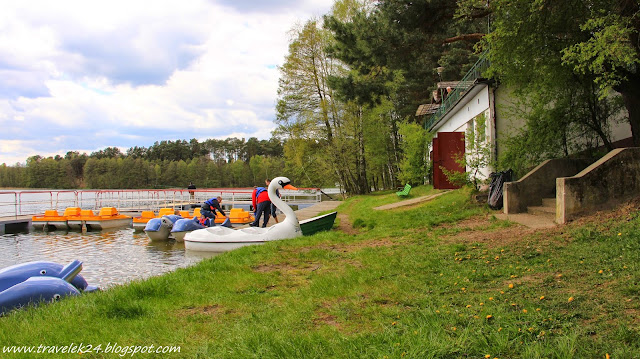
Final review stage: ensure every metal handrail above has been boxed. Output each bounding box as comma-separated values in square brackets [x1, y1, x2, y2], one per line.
[425, 52, 490, 131]
[0, 188, 324, 218]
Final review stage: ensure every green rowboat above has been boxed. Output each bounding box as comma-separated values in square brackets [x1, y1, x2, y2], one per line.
[299, 211, 337, 236]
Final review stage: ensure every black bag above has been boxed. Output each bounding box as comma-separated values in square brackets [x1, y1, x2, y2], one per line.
[488, 169, 513, 210]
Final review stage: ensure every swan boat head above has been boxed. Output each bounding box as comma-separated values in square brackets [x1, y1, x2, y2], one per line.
[184, 176, 303, 251]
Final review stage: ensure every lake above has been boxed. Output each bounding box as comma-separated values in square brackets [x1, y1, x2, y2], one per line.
[0, 227, 219, 289]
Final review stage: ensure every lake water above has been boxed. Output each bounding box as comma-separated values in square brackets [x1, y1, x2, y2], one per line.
[0, 187, 337, 289]
[0, 227, 219, 289]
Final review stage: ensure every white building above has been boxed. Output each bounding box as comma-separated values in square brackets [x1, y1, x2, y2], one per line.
[419, 56, 632, 190]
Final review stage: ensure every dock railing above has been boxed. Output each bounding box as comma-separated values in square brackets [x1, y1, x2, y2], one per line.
[0, 188, 323, 218]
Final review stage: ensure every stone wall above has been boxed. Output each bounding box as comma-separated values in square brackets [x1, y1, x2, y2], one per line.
[557, 148, 640, 223]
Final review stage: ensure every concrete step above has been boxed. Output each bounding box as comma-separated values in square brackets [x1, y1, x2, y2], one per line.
[494, 212, 556, 229]
[541, 197, 556, 207]
[527, 205, 556, 216]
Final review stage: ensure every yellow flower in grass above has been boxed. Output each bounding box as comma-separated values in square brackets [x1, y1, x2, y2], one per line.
[485, 355, 491, 358]
[508, 283, 514, 289]
[568, 296, 574, 303]
[466, 304, 472, 308]
[598, 270, 603, 274]
[540, 296, 545, 300]
[522, 309, 528, 313]
[486, 314, 493, 320]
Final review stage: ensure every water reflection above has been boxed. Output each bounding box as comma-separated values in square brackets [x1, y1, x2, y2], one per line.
[0, 228, 220, 289]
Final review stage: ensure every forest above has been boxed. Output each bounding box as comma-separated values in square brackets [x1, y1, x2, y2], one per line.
[0, 138, 286, 189]
[1, 0, 638, 193]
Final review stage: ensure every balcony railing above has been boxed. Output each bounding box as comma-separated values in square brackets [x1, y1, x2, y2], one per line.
[424, 52, 490, 131]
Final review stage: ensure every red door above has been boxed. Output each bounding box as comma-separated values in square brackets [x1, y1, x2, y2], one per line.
[432, 132, 465, 189]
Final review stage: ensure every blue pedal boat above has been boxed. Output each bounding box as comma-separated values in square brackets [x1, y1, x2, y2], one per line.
[144, 214, 183, 241]
[171, 217, 232, 242]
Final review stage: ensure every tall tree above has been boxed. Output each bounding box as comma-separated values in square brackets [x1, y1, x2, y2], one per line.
[276, 18, 350, 190]
[562, 0, 640, 145]
[486, 0, 639, 148]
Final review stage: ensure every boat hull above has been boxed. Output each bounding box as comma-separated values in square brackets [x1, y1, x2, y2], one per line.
[184, 221, 301, 252]
[31, 210, 71, 231]
[82, 218, 132, 230]
[184, 239, 265, 252]
[299, 211, 337, 236]
[171, 217, 232, 242]
[170, 218, 204, 242]
[144, 215, 183, 241]
[32, 220, 69, 231]
[145, 228, 171, 241]
[132, 221, 148, 231]
[66, 208, 132, 231]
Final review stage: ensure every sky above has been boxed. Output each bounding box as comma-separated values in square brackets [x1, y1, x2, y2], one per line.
[0, 0, 335, 165]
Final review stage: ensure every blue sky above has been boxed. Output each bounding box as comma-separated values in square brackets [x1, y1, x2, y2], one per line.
[0, 0, 334, 165]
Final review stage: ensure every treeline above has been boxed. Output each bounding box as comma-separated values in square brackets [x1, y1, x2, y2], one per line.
[0, 138, 287, 189]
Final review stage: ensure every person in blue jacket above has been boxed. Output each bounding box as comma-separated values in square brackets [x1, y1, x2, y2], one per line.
[201, 196, 228, 221]
[250, 179, 271, 227]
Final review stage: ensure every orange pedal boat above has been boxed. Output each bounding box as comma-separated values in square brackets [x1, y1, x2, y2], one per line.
[67, 207, 132, 231]
[31, 207, 82, 231]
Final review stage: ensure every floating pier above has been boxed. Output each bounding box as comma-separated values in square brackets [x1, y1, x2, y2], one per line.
[0, 215, 32, 235]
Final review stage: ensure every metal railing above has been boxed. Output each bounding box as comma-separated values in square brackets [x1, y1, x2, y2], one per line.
[425, 52, 490, 131]
[0, 188, 323, 218]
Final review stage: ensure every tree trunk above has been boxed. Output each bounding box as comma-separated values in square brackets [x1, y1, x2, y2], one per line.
[618, 75, 640, 146]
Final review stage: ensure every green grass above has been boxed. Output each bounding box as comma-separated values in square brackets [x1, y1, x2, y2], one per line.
[1, 186, 639, 358]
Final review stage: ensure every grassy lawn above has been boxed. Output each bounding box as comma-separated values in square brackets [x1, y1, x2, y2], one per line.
[1, 186, 639, 358]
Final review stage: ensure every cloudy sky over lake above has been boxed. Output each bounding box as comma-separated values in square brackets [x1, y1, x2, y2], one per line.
[0, 0, 334, 165]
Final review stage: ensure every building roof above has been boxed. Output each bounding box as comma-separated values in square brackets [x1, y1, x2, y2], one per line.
[415, 103, 440, 116]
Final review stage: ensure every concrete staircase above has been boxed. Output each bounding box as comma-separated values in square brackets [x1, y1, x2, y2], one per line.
[495, 197, 557, 229]
[527, 197, 556, 218]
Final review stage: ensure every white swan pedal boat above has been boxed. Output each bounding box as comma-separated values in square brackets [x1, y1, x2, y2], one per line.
[184, 177, 302, 252]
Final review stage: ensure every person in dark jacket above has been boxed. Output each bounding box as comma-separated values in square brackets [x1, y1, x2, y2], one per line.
[270, 187, 280, 223]
[187, 182, 196, 200]
[250, 180, 271, 227]
[201, 196, 228, 221]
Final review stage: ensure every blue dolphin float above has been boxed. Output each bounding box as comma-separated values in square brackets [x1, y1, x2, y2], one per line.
[0, 260, 99, 315]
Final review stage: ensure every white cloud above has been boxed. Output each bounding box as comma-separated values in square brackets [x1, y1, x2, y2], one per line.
[0, 0, 334, 165]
